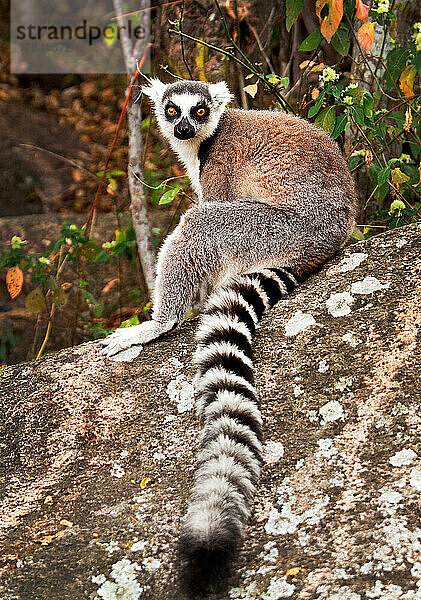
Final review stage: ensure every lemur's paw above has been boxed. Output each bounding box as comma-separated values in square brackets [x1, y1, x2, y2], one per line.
[100, 320, 173, 362]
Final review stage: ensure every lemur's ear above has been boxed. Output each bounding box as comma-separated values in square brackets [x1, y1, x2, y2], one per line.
[142, 78, 168, 104]
[209, 81, 233, 107]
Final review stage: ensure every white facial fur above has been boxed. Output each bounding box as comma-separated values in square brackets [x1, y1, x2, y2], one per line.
[142, 79, 233, 200]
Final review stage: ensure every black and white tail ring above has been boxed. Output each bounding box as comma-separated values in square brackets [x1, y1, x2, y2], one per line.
[179, 267, 300, 593]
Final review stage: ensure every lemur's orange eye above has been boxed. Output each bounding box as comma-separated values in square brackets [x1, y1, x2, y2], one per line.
[166, 106, 176, 116]
[196, 107, 206, 117]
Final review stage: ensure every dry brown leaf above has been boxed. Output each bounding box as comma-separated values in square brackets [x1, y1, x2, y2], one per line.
[286, 566, 306, 578]
[364, 149, 373, 168]
[404, 106, 412, 131]
[316, 0, 343, 43]
[59, 519, 73, 528]
[39, 530, 66, 545]
[356, 0, 370, 21]
[6, 266, 23, 300]
[243, 84, 258, 98]
[358, 21, 376, 51]
[102, 278, 119, 294]
[400, 65, 416, 99]
[299, 60, 316, 70]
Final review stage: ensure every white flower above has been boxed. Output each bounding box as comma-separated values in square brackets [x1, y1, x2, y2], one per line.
[343, 96, 353, 105]
[350, 149, 366, 158]
[375, 0, 390, 13]
[399, 153, 411, 163]
[320, 67, 339, 83]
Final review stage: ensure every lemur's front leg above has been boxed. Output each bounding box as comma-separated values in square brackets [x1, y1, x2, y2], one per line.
[101, 200, 321, 361]
[101, 207, 217, 361]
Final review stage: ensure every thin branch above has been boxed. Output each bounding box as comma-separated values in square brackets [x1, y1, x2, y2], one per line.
[83, 53, 148, 235]
[346, 15, 397, 101]
[168, 27, 295, 113]
[19, 144, 99, 182]
[179, 0, 193, 79]
[248, 22, 275, 74]
[110, 0, 182, 20]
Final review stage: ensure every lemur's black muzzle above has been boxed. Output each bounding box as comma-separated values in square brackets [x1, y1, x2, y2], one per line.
[174, 117, 196, 140]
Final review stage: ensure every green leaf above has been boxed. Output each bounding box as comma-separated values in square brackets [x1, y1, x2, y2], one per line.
[299, 30, 323, 52]
[52, 287, 68, 310]
[391, 168, 410, 184]
[25, 287, 46, 314]
[389, 199, 405, 213]
[331, 28, 350, 56]
[159, 185, 182, 205]
[330, 83, 343, 99]
[351, 227, 365, 241]
[331, 113, 348, 138]
[120, 316, 140, 328]
[416, 51, 421, 75]
[266, 74, 280, 85]
[103, 23, 118, 48]
[46, 276, 60, 291]
[388, 111, 405, 127]
[377, 166, 390, 186]
[348, 155, 363, 171]
[281, 76, 290, 89]
[362, 92, 373, 118]
[11, 236, 27, 250]
[308, 90, 325, 118]
[343, 86, 364, 104]
[315, 106, 336, 135]
[383, 48, 411, 88]
[79, 240, 102, 260]
[92, 301, 104, 318]
[374, 182, 389, 201]
[286, 0, 304, 32]
[350, 104, 365, 126]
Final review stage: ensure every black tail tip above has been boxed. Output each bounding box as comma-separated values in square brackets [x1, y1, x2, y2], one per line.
[178, 534, 237, 597]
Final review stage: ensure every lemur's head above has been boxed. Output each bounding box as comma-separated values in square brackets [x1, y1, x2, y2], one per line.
[142, 79, 232, 144]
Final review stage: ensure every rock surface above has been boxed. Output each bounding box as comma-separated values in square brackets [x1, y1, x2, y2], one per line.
[0, 223, 420, 600]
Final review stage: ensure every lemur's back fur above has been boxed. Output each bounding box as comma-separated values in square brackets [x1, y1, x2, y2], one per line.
[101, 79, 359, 594]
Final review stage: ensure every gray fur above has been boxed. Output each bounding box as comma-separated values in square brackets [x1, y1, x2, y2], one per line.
[101, 79, 358, 591]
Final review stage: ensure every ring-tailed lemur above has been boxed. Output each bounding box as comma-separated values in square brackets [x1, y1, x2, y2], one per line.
[101, 79, 358, 592]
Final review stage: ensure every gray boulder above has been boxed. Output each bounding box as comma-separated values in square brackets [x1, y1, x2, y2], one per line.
[0, 223, 420, 600]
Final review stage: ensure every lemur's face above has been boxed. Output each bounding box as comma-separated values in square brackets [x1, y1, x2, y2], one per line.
[142, 79, 232, 145]
[163, 92, 211, 140]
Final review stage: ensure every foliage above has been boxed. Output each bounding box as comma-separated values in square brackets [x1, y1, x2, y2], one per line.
[171, 0, 420, 237]
[0, 222, 147, 361]
[274, 1, 421, 234]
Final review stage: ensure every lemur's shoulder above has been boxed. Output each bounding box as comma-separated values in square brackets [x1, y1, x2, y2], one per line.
[199, 106, 356, 211]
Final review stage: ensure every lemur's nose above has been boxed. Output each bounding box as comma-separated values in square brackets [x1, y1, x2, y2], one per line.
[174, 118, 196, 140]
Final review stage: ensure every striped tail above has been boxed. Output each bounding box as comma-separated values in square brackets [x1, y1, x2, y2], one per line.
[179, 267, 300, 593]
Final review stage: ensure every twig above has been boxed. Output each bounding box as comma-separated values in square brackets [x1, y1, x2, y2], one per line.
[35, 244, 67, 360]
[19, 144, 99, 182]
[83, 54, 146, 235]
[168, 26, 295, 113]
[110, 0, 182, 20]
[180, 0, 193, 79]
[346, 15, 396, 101]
